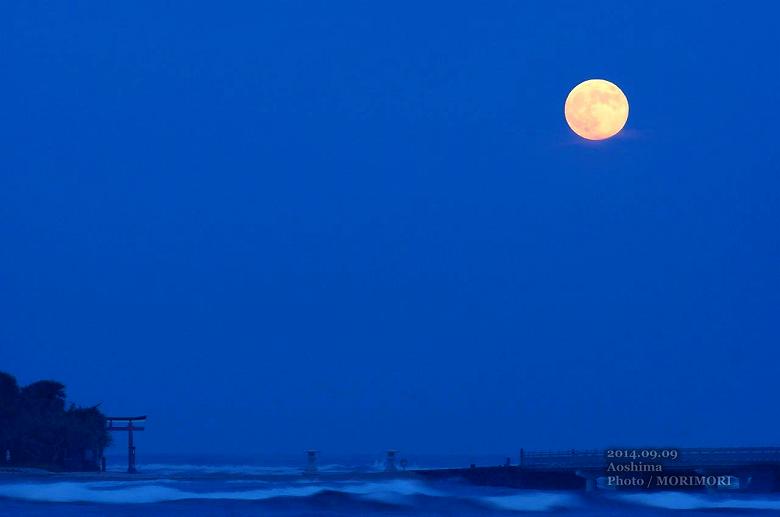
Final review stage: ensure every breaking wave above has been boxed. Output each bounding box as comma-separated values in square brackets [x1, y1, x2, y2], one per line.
[127, 462, 362, 476]
[616, 491, 780, 511]
[0, 479, 589, 513]
[2, 477, 780, 514]
[0, 479, 440, 505]
[481, 492, 582, 512]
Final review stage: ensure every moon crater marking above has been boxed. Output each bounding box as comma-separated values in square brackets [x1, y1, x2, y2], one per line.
[564, 79, 629, 140]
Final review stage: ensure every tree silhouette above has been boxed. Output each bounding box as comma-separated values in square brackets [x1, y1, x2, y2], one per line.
[0, 372, 19, 463]
[0, 372, 110, 471]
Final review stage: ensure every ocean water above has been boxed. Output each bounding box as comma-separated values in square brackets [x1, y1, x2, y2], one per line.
[1, 454, 779, 516]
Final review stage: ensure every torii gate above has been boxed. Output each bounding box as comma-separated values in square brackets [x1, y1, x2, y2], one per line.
[106, 416, 146, 473]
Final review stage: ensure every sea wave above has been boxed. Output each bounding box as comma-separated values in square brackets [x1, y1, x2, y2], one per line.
[481, 492, 582, 512]
[129, 463, 301, 476]
[0, 479, 439, 505]
[4, 478, 780, 513]
[128, 462, 357, 476]
[0, 478, 581, 512]
[616, 491, 780, 511]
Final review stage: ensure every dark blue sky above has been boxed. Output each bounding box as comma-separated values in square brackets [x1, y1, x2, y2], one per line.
[2, 1, 779, 455]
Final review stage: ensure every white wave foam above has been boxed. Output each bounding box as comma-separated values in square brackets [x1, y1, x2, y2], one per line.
[131, 462, 356, 476]
[0, 479, 441, 505]
[619, 491, 780, 510]
[479, 491, 581, 512]
[343, 479, 443, 506]
[342, 480, 442, 497]
[73, 479, 181, 488]
[0, 481, 322, 504]
[318, 464, 357, 473]
[134, 463, 303, 475]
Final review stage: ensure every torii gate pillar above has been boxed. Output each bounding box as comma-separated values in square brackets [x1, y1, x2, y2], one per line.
[106, 416, 147, 473]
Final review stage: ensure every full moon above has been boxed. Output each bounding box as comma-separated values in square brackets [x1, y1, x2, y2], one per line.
[564, 79, 628, 140]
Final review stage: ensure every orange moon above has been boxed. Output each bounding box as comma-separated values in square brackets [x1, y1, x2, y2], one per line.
[564, 79, 629, 140]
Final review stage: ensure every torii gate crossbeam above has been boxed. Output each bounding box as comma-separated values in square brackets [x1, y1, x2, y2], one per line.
[106, 416, 146, 473]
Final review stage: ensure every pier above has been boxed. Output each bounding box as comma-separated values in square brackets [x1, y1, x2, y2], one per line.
[415, 447, 780, 491]
[519, 447, 780, 470]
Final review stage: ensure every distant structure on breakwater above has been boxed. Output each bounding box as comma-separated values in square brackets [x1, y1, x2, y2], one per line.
[301, 447, 780, 492]
[419, 447, 780, 492]
[97, 423, 780, 493]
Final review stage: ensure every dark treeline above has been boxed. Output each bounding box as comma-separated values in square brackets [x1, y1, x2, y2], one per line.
[0, 372, 110, 471]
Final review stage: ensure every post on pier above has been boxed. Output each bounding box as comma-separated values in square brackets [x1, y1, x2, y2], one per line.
[305, 450, 319, 474]
[106, 416, 147, 473]
[385, 450, 398, 472]
[575, 470, 599, 492]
